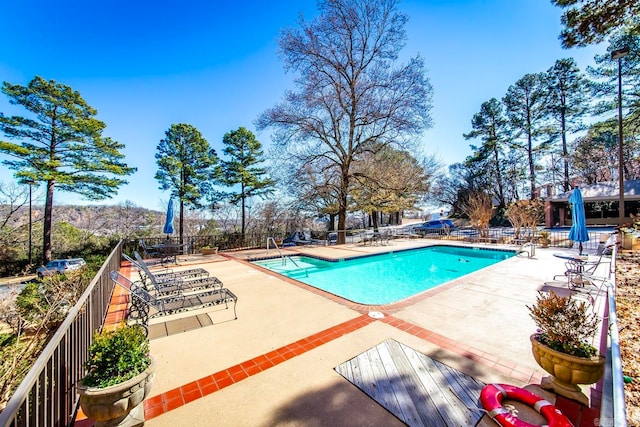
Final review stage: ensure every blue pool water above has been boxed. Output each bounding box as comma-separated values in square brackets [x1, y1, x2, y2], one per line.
[252, 245, 514, 305]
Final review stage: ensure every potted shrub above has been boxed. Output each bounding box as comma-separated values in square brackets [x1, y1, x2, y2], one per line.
[538, 230, 551, 248]
[528, 291, 604, 405]
[619, 216, 640, 250]
[77, 323, 154, 427]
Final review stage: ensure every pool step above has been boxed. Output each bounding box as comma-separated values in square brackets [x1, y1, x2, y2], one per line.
[287, 267, 323, 278]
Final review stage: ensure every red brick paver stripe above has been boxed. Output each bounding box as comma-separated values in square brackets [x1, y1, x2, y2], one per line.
[143, 314, 376, 420]
[103, 265, 132, 331]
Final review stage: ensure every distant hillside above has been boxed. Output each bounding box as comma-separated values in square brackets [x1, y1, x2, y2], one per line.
[5, 204, 165, 237]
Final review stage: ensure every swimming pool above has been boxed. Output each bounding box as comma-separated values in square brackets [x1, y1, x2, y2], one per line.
[252, 245, 514, 305]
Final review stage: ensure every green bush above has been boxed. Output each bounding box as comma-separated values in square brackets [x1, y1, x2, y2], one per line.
[15, 282, 47, 323]
[82, 324, 150, 388]
[0, 333, 15, 349]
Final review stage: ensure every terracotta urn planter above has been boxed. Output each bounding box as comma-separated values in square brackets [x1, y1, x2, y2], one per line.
[78, 358, 155, 427]
[621, 232, 640, 250]
[530, 334, 604, 405]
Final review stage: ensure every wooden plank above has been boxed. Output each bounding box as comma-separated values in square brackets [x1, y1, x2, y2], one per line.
[365, 345, 407, 422]
[334, 339, 486, 427]
[401, 341, 484, 426]
[385, 340, 449, 427]
[432, 358, 484, 409]
[376, 340, 439, 427]
[334, 357, 353, 382]
[354, 351, 381, 402]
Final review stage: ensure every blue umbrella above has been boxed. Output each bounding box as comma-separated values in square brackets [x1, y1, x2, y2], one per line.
[163, 198, 175, 236]
[568, 187, 589, 254]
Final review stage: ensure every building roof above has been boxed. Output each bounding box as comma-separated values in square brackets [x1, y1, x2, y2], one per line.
[551, 180, 640, 202]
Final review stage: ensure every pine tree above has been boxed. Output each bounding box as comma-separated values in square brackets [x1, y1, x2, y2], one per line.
[155, 123, 220, 244]
[220, 127, 274, 237]
[0, 76, 135, 262]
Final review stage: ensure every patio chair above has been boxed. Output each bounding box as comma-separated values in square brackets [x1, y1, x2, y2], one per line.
[553, 244, 613, 289]
[139, 239, 162, 259]
[109, 271, 237, 326]
[379, 230, 392, 245]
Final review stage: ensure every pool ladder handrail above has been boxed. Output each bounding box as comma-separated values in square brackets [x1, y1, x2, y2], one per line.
[266, 237, 301, 267]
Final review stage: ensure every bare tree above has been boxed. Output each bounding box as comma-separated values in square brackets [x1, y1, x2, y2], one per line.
[0, 182, 30, 271]
[505, 199, 545, 240]
[0, 270, 88, 409]
[257, 0, 432, 243]
[460, 192, 494, 238]
[351, 148, 434, 231]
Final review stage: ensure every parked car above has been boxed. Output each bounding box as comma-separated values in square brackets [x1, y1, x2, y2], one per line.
[36, 258, 86, 278]
[413, 219, 455, 235]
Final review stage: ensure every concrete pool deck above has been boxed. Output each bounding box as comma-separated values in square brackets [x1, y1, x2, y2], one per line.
[85, 238, 608, 426]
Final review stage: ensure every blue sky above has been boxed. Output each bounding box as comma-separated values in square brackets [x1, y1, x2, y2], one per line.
[0, 0, 604, 211]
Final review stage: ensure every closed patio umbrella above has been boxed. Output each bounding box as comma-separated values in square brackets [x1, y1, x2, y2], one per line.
[568, 187, 589, 254]
[163, 198, 175, 237]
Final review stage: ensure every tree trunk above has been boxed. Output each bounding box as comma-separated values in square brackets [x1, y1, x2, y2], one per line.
[528, 133, 536, 199]
[241, 183, 246, 238]
[328, 213, 336, 231]
[492, 142, 505, 208]
[337, 209, 346, 244]
[561, 113, 569, 192]
[179, 167, 184, 245]
[179, 198, 184, 246]
[43, 179, 54, 263]
[372, 211, 379, 232]
[337, 168, 349, 244]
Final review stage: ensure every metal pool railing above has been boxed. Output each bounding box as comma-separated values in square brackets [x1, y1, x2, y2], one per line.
[420, 227, 609, 250]
[599, 243, 628, 426]
[0, 241, 123, 427]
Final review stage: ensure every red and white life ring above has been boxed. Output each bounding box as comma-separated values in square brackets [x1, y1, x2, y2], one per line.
[480, 383, 573, 427]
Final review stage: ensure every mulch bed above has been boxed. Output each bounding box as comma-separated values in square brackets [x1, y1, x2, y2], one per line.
[615, 251, 640, 424]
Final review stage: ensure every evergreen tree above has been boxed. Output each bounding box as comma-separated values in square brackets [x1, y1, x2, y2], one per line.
[544, 58, 590, 191]
[551, 0, 640, 47]
[0, 76, 135, 263]
[504, 73, 552, 199]
[588, 33, 640, 180]
[571, 127, 619, 184]
[155, 123, 219, 244]
[463, 98, 510, 209]
[220, 127, 274, 236]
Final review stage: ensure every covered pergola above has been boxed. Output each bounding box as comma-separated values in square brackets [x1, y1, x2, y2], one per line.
[545, 180, 640, 227]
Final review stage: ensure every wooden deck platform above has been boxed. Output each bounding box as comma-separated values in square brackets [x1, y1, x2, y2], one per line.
[335, 338, 486, 427]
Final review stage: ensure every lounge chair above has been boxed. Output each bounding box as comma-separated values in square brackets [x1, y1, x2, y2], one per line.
[130, 252, 209, 281]
[129, 252, 222, 297]
[109, 271, 237, 324]
[283, 228, 317, 246]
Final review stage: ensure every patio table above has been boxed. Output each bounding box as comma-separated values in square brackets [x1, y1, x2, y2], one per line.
[152, 243, 185, 264]
[553, 252, 589, 286]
